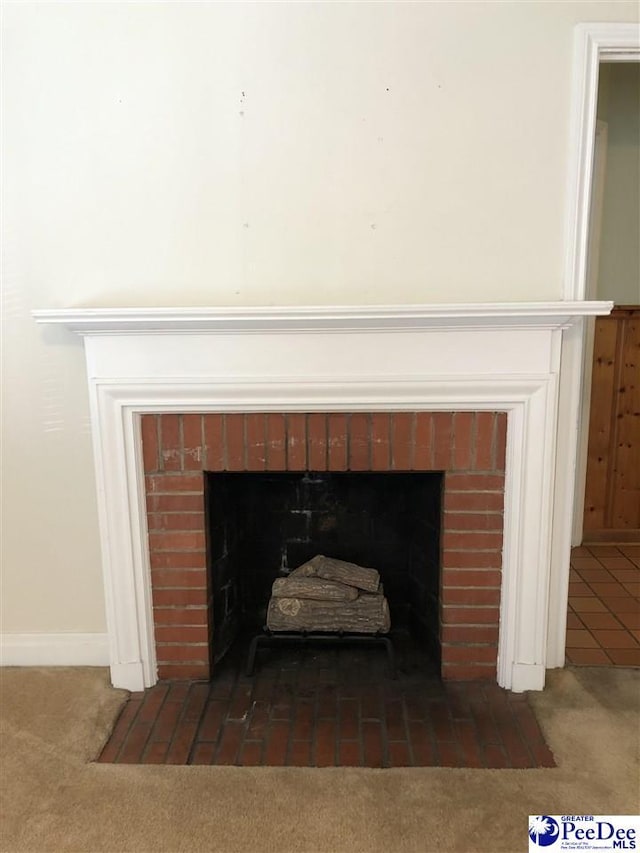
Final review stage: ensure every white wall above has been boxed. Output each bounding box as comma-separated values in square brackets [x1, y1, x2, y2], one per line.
[596, 63, 640, 304]
[2, 2, 639, 641]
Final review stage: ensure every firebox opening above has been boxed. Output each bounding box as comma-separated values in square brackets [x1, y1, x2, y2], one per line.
[205, 471, 443, 673]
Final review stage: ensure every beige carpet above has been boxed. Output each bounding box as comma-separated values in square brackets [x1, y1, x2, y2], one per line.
[0, 666, 638, 853]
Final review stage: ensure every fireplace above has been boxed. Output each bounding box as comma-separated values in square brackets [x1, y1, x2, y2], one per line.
[143, 410, 506, 682]
[33, 302, 613, 692]
[206, 470, 443, 664]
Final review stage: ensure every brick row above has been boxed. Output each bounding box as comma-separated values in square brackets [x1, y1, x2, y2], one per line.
[149, 552, 206, 570]
[441, 606, 500, 625]
[441, 587, 500, 606]
[148, 531, 206, 551]
[147, 513, 205, 531]
[151, 568, 208, 588]
[155, 625, 209, 643]
[155, 644, 209, 663]
[142, 412, 508, 475]
[441, 531, 503, 550]
[157, 663, 210, 680]
[146, 493, 204, 513]
[153, 607, 208, 626]
[443, 511, 503, 531]
[145, 473, 204, 493]
[443, 570, 502, 586]
[443, 625, 499, 644]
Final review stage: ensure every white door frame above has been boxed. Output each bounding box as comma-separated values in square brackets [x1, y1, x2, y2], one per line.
[564, 23, 639, 304]
[572, 118, 608, 546]
[547, 23, 639, 668]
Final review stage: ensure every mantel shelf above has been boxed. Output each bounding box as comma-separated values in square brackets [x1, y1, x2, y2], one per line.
[32, 301, 613, 335]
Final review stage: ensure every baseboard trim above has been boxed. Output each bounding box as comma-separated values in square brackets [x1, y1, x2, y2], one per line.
[582, 531, 640, 544]
[0, 633, 110, 666]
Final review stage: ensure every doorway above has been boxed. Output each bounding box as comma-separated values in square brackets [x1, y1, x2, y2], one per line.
[565, 60, 640, 668]
[577, 62, 640, 543]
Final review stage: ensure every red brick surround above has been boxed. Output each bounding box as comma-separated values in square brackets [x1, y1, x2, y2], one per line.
[142, 412, 506, 682]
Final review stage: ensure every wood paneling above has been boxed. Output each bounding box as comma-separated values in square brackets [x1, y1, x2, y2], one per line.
[583, 308, 640, 540]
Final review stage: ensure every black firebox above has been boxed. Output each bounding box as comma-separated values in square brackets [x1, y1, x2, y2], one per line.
[205, 471, 443, 666]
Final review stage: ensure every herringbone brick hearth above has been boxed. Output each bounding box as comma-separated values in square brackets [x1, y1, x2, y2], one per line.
[98, 636, 554, 769]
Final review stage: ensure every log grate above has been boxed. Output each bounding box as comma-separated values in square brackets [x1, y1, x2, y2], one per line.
[245, 630, 397, 679]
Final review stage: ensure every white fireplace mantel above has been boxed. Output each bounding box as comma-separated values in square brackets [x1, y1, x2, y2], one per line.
[34, 301, 612, 692]
[33, 301, 609, 334]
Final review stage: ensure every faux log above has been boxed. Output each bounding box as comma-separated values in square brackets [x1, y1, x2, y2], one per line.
[313, 556, 380, 593]
[271, 576, 358, 602]
[266, 593, 390, 634]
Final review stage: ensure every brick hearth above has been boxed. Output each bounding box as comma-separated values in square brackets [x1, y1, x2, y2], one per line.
[142, 411, 506, 682]
[98, 638, 555, 768]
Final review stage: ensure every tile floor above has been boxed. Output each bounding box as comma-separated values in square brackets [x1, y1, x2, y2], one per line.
[566, 543, 640, 667]
[98, 635, 555, 769]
